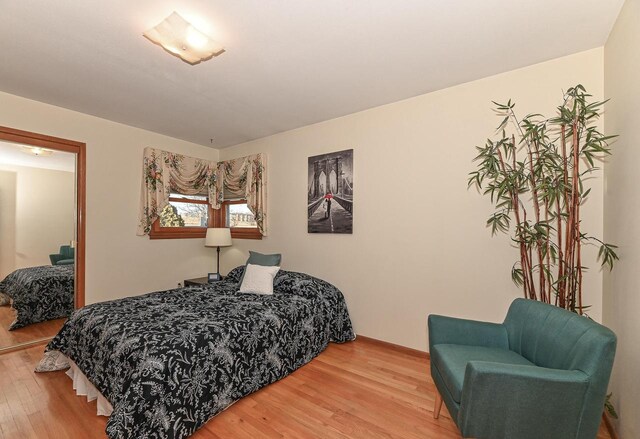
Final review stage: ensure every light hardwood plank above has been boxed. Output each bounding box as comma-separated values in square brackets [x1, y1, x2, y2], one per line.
[0, 338, 612, 438]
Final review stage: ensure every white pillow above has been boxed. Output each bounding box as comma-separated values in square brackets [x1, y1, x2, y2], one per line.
[239, 264, 280, 295]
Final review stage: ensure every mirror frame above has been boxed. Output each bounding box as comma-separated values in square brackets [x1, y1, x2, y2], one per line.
[0, 125, 86, 352]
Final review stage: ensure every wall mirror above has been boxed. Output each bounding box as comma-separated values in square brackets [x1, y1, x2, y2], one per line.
[0, 126, 85, 354]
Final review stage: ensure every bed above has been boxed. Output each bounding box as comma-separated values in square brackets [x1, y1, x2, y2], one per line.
[0, 264, 75, 330]
[41, 266, 355, 439]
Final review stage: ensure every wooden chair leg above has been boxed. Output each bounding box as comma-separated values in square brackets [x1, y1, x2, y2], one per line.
[434, 390, 443, 419]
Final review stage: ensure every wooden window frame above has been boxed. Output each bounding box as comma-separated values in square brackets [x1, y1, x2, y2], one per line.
[149, 195, 212, 239]
[150, 197, 262, 240]
[213, 199, 262, 240]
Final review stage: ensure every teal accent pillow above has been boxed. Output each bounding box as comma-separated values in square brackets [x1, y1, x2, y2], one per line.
[248, 251, 282, 266]
[239, 251, 282, 284]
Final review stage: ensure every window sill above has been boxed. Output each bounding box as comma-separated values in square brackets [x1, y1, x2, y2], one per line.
[149, 227, 262, 240]
[149, 227, 207, 239]
[230, 228, 262, 240]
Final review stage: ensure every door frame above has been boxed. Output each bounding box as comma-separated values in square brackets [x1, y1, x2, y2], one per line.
[0, 125, 86, 308]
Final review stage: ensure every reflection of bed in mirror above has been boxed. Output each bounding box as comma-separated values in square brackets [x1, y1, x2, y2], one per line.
[0, 264, 75, 330]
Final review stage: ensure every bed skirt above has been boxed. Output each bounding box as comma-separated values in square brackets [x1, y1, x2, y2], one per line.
[66, 359, 113, 416]
[36, 350, 113, 417]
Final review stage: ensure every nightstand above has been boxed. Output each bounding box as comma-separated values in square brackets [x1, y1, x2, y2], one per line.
[184, 277, 209, 287]
[184, 276, 224, 287]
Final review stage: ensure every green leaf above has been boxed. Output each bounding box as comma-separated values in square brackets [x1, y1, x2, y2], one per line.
[598, 243, 619, 271]
[605, 393, 619, 419]
[511, 265, 524, 287]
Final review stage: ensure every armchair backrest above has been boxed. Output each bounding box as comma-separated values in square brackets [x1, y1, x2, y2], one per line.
[59, 245, 74, 259]
[503, 299, 616, 439]
[504, 299, 616, 373]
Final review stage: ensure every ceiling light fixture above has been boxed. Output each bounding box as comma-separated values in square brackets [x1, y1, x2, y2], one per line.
[143, 12, 224, 65]
[21, 146, 54, 156]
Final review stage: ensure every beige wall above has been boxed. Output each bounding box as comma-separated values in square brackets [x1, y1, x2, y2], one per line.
[220, 48, 605, 351]
[0, 91, 220, 304]
[0, 170, 17, 279]
[604, 0, 640, 437]
[0, 165, 75, 278]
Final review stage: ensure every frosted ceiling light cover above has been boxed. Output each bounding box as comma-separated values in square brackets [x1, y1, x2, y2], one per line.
[21, 146, 53, 156]
[143, 12, 224, 65]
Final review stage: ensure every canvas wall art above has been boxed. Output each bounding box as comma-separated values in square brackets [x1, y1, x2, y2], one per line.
[307, 149, 353, 234]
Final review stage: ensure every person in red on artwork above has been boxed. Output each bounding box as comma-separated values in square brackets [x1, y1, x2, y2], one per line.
[324, 193, 333, 218]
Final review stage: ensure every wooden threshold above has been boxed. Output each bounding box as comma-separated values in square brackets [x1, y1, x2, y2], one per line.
[0, 337, 51, 356]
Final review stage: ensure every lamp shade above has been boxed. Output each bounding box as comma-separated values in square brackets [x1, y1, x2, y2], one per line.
[205, 228, 232, 247]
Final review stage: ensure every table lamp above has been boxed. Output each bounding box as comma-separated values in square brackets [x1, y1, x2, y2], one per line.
[205, 228, 232, 281]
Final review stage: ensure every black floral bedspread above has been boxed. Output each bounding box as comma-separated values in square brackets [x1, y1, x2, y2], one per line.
[0, 264, 75, 330]
[46, 267, 355, 439]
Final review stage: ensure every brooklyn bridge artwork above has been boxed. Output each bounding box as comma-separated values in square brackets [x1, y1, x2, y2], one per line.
[308, 149, 353, 234]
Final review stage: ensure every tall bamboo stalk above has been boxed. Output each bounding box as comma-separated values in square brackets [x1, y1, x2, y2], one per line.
[496, 146, 534, 299]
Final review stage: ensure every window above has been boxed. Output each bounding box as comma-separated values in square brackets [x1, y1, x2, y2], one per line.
[139, 149, 266, 239]
[214, 199, 262, 240]
[160, 194, 209, 227]
[150, 195, 261, 240]
[149, 193, 212, 239]
[227, 202, 258, 228]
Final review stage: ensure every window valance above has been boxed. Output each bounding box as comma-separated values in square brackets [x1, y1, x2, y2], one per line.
[137, 147, 267, 236]
[211, 154, 267, 235]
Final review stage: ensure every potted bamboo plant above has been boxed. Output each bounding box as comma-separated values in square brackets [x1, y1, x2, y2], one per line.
[468, 85, 617, 314]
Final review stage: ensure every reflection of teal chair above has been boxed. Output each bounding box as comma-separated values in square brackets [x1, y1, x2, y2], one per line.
[49, 245, 74, 265]
[429, 298, 616, 439]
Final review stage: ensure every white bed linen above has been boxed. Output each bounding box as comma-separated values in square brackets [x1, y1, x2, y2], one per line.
[65, 358, 113, 416]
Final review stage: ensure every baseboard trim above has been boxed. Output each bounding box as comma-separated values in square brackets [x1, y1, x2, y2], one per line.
[356, 335, 430, 359]
[602, 412, 619, 439]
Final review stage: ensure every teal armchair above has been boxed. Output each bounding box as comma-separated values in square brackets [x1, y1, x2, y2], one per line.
[49, 245, 74, 265]
[428, 298, 616, 439]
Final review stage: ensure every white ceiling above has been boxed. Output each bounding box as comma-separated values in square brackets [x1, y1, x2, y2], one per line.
[0, 1, 624, 149]
[0, 141, 76, 173]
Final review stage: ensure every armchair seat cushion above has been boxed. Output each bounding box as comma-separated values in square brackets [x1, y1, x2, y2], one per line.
[56, 259, 74, 265]
[431, 344, 534, 403]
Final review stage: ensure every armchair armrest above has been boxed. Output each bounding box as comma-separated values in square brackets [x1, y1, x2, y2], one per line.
[458, 361, 589, 439]
[428, 315, 508, 352]
[49, 254, 63, 265]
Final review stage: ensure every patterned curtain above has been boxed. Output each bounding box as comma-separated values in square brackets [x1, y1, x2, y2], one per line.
[137, 148, 266, 236]
[211, 153, 267, 235]
[136, 148, 219, 235]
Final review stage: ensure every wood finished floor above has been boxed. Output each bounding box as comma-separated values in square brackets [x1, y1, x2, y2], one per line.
[0, 338, 612, 439]
[0, 305, 65, 349]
